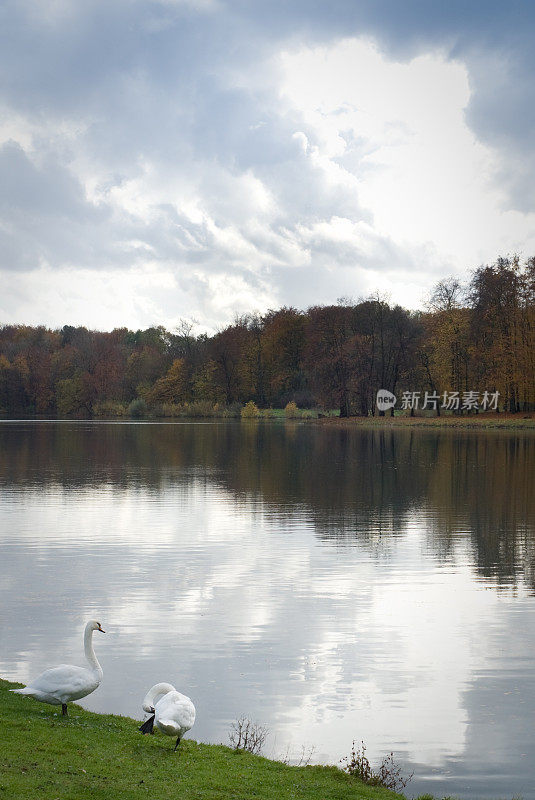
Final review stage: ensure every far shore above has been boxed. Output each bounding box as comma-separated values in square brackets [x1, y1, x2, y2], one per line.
[1, 410, 535, 430]
[315, 412, 535, 430]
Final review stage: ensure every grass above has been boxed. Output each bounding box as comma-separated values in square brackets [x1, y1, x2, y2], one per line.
[1, 679, 402, 800]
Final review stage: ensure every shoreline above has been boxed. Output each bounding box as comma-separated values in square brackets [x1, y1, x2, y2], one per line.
[1, 412, 535, 430]
[313, 412, 535, 431]
[1, 678, 402, 800]
[0, 408, 535, 431]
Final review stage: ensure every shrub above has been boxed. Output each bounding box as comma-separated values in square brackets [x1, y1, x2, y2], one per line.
[260, 408, 278, 418]
[155, 402, 241, 418]
[223, 402, 242, 418]
[183, 400, 217, 417]
[229, 717, 268, 754]
[280, 743, 316, 766]
[284, 401, 300, 418]
[159, 403, 182, 417]
[341, 741, 413, 793]
[241, 401, 260, 418]
[128, 398, 147, 418]
[92, 401, 128, 417]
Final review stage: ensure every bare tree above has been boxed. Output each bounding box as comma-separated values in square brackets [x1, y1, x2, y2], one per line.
[428, 277, 464, 311]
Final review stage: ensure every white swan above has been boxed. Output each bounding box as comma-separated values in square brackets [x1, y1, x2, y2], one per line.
[10, 620, 105, 716]
[139, 682, 196, 750]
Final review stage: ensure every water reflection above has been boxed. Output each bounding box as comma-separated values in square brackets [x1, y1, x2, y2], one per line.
[0, 421, 534, 799]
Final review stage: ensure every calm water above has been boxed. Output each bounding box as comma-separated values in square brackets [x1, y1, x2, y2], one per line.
[1, 421, 535, 798]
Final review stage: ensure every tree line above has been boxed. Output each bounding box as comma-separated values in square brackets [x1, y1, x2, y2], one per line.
[1, 256, 534, 418]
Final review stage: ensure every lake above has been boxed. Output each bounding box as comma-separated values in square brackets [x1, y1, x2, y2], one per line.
[1, 420, 535, 799]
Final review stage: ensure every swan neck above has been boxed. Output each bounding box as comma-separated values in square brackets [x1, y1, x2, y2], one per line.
[84, 624, 102, 677]
[143, 682, 175, 710]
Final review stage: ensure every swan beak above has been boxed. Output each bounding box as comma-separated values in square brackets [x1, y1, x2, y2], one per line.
[98, 626, 106, 633]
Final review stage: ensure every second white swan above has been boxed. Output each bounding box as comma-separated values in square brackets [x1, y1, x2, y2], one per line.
[139, 682, 196, 750]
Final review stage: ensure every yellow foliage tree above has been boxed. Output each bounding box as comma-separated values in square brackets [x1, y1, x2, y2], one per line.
[146, 358, 189, 406]
[241, 400, 259, 418]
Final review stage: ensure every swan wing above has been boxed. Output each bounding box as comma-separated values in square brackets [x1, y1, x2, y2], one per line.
[164, 692, 196, 731]
[29, 665, 87, 689]
[27, 665, 99, 701]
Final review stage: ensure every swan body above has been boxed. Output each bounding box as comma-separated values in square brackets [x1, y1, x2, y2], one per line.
[139, 682, 195, 750]
[10, 620, 105, 716]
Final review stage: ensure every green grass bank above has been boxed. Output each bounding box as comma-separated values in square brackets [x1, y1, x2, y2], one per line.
[1, 679, 402, 800]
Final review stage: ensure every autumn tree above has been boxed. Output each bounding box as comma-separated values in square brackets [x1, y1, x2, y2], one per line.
[305, 305, 360, 417]
[423, 277, 471, 404]
[209, 322, 252, 404]
[262, 308, 308, 406]
[0, 257, 533, 417]
[191, 360, 225, 403]
[469, 258, 522, 410]
[146, 358, 190, 406]
[55, 373, 93, 417]
[0, 355, 29, 414]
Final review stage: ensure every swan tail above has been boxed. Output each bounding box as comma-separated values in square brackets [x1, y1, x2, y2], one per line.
[139, 714, 155, 735]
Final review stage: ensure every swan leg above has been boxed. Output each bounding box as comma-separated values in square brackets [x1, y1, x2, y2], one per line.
[139, 714, 155, 735]
[174, 736, 181, 752]
[62, 704, 68, 717]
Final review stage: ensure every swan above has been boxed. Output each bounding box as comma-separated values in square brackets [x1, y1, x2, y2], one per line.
[10, 620, 105, 716]
[139, 682, 196, 751]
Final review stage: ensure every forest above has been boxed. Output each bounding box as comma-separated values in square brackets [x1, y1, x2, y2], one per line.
[1, 256, 534, 418]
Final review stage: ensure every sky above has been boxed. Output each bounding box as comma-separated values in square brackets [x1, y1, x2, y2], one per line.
[2, 0, 535, 333]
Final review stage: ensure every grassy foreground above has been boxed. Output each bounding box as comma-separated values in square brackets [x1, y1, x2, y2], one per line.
[1, 679, 402, 800]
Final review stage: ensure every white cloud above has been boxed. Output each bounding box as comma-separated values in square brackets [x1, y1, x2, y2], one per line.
[279, 38, 535, 276]
[1, 5, 535, 329]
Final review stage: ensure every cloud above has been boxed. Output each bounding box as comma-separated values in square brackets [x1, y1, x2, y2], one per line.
[0, 140, 112, 271]
[278, 39, 535, 272]
[1, 0, 535, 328]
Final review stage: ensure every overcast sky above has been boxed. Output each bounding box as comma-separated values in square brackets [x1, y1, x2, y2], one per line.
[2, 0, 535, 332]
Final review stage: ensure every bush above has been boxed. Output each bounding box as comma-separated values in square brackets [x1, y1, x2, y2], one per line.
[229, 717, 268, 754]
[183, 400, 217, 417]
[284, 401, 300, 418]
[341, 741, 413, 793]
[241, 401, 260, 418]
[128, 398, 148, 418]
[222, 402, 242, 418]
[152, 401, 242, 418]
[92, 401, 128, 417]
[159, 403, 182, 417]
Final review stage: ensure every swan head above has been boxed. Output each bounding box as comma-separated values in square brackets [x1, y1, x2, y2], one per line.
[89, 620, 106, 633]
